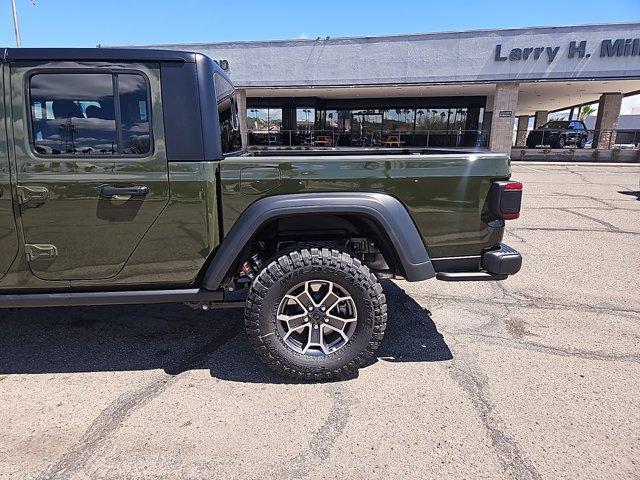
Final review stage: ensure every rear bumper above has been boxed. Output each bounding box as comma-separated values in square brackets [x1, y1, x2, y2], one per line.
[435, 244, 522, 282]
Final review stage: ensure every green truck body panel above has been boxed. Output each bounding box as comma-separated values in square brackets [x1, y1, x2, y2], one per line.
[106, 161, 220, 287]
[0, 65, 20, 280]
[220, 154, 509, 258]
[0, 50, 515, 293]
[9, 61, 170, 283]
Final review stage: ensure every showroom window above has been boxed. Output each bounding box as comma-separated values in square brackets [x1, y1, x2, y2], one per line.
[248, 108, 282, 132]
[247, 107, 283, 145]
[382, 109, 415, 131]
[296, 108, 315, 131]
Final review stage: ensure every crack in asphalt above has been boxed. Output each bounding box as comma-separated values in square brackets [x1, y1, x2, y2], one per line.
[511, 226, 640, 236]
[560, 208, 625, 232]
[274, 384, 352, 480]
[497, 283, 640, 324]
[528, 205, 638, 212]
[417, 292, 640, 321]
[505, 229, 529, 245]
[36, 323, 240, 480]
[439, 272, 638, 479]
[501, 289, 640, 320]
[522, 188, 639, 211]
[562, 166, 595, 185]
[489, 283, 536, 340]
[443, 269, 609, 479]
[454, 283, 640, 364]
[448, 352, 543, 480]
[456, 331, 640, 364]
[418, 280, 640, 365]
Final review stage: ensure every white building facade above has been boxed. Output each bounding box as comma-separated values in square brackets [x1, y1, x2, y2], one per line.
[147, 23, 640, 153]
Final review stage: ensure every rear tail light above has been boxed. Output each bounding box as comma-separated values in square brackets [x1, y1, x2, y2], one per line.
[504, 181, 523, 190]
[490, 180, 522, 220]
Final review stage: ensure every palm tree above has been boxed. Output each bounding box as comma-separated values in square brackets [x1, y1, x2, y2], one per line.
[416, 110, 425, 130]
[578, 105, 596, 120]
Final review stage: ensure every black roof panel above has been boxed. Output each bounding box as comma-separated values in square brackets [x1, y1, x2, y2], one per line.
[1, 47, 196, 63]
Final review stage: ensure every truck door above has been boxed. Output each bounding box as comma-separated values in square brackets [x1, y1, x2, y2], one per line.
[0, 65, 20, 279]
[10, 62, 169, 281]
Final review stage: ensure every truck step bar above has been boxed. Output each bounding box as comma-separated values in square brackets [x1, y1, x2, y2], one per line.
[435, 243, 522, 282]
[0, 288, 225, 309]
[436, 271, 508, 282]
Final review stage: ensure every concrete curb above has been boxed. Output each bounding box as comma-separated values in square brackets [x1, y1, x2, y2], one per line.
[510, 148, 640, 164]
[512, 161, 640, 167]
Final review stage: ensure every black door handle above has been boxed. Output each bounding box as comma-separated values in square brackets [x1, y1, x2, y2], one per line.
[100, 185, 149, 199]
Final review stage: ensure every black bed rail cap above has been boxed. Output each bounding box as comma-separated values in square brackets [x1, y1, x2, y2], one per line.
[1, 47, 197, 63]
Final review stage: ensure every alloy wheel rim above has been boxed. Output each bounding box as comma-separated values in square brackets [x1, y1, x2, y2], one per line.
[276, 280, 358, 356]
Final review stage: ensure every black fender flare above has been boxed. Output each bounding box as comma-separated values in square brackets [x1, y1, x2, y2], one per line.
[202, 192, 435, 290]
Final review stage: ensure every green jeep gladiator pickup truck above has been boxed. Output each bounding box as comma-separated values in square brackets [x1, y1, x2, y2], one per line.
[0, 48, 522, 380]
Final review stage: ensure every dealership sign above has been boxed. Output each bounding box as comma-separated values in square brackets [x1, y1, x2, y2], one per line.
[214, 59, 230, 71]
[495, 38, 640, 62]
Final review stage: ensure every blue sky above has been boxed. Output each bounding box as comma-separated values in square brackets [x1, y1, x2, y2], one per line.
[1, 0, 639, 47]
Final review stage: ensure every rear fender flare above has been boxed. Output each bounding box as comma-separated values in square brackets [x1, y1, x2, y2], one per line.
[202, 192, 435, 290]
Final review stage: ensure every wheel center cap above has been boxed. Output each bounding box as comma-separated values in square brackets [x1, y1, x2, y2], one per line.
[310, 309, 324, 323]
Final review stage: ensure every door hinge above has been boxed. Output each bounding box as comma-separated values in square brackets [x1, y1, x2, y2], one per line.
[25, 244, 58, 262]
[17, 185, 49, 208]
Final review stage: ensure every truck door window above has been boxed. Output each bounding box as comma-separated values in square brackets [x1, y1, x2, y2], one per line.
[118, 74, 151, 154]
[29, 72, 151, 156]
[214, 73, 242, 154]
[30, 73, 116, 155]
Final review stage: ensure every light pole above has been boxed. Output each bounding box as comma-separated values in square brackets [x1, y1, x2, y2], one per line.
[11, 0, 21, 47]
[250, 109, 258, 129]
[11, 0, 35, 47]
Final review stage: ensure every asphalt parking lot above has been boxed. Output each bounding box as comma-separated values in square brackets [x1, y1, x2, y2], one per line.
[1, 162, 639, 479]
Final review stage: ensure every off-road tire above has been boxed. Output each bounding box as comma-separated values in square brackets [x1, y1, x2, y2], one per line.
[245, 247, 387, 381]
[577, 136, 586, 149]
[555, 135, 566, 148]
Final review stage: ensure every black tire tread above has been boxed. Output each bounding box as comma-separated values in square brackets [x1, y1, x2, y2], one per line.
[245, 247, 387, 381]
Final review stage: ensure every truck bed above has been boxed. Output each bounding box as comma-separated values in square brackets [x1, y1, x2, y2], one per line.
[247, 147, 487, 157]
[220, 152, 511, 258]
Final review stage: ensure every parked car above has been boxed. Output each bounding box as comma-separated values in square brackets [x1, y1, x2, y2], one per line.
[0, 48, 523, 380]
[526, 120, 589, 149]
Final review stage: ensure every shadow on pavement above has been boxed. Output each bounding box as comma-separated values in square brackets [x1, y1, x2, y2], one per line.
[375, 280, 453, 363]
[0, 281, 451, 383]
[618, 190, 640, 201]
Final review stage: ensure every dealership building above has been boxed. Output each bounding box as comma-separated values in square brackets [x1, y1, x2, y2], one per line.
[150, 23, 640, 154]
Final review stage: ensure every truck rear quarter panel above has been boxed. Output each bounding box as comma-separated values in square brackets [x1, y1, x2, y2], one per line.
[220, 153, 511, 258]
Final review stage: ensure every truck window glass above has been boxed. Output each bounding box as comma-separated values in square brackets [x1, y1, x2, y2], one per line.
[29, 72, 151, 156]
[30, 73, 117, 155]
[118, 74, 151, 154]
[214, 73, 242, 153]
